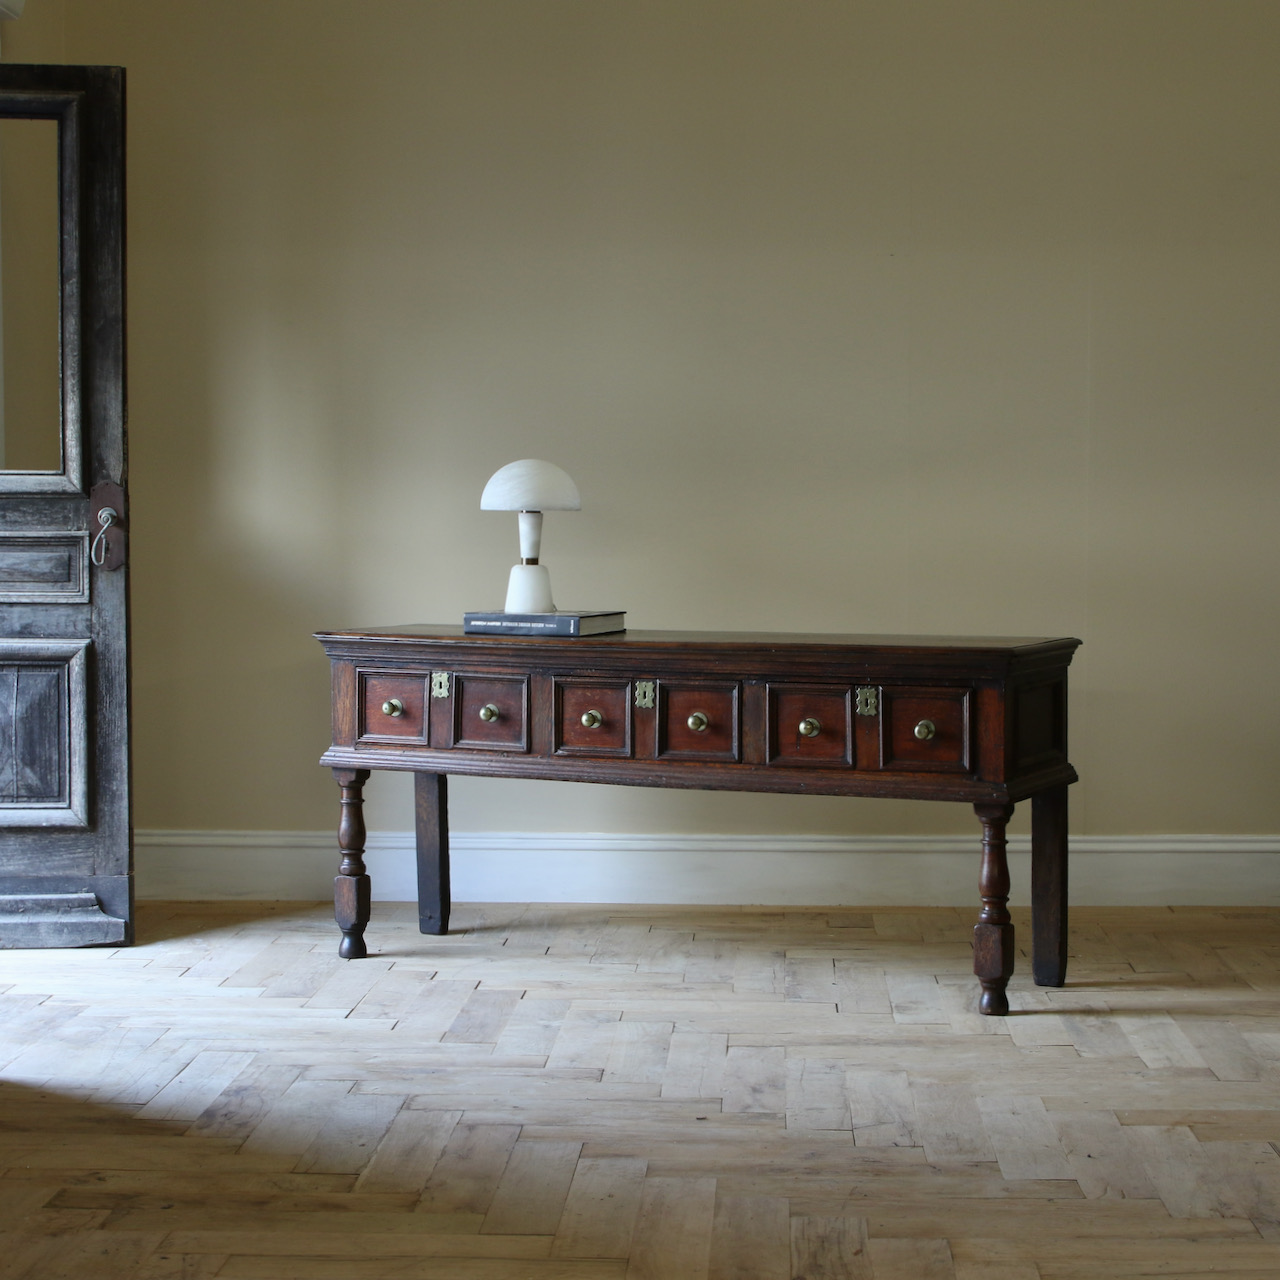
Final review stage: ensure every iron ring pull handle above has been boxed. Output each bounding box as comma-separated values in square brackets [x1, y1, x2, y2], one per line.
[90, 507, 119, 566]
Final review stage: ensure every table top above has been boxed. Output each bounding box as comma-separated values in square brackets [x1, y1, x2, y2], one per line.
[317, 624, 1081, 658]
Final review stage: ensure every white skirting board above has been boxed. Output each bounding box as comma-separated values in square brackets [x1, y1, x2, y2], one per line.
[133, 831, 1280, 906]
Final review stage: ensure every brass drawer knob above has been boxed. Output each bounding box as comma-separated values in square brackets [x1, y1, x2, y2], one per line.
[798, 717, 821, 738]
[914, 719, 936, 741]
[687, 711, 709, 733]
[581, 709, 603, 729]
[381, 699, 404, 718]
[478, 703, 500, 723]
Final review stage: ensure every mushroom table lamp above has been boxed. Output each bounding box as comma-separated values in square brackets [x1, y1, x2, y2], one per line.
[481, 459, 581, 613]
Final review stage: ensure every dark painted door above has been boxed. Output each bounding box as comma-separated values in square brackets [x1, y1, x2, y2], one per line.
[0, 65, 129, 947]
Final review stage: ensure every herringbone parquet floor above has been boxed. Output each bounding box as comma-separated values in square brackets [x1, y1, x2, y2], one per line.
[1, 900, 1279, 1279]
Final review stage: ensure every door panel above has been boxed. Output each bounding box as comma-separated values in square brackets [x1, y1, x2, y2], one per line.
[0, 532, 90, 601]
[0, 639, 88, 827]
[0, 66, 129, 948]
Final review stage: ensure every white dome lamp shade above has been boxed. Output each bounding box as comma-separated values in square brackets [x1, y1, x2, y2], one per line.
[480, 459, 581, 613]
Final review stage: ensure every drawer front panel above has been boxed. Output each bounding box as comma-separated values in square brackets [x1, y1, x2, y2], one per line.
[453, 674, 529, 752]
[880, 686, 971, 772]
[767, 684, 853, 767]
[360, 674, 427, 741]
[554, 678, 632, 757]
[657, 682, 740, 762]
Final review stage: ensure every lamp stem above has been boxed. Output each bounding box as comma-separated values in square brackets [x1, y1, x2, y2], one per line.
[517, 510, 543, 563]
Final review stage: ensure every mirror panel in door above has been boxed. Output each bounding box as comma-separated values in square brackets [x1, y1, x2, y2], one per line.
[0, 118, 60, 472]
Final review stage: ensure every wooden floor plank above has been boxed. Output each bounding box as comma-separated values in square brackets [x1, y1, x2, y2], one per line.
[354, 1107, 462, 1194]
[443, 988, 525, 1045]
[291, 1090, 404, 1175]
[217, 1259, 626, 1279]
[236, 1078, 358, 1164]
[708, 1193, 790, 1280]
[1047, 1109, 1160, 1201]
[417, 1122, 521, 1214]
[866, 1237, 956, 1280]
[624, 1175, 716, 1280]
[977, 1094, 1075, 1182]
[550, 1155, 648, 1259]
[787, 1057, 852, 1132]
[136, 1049, 258, 1122]
[482, 1139, 583, 1236]
[722, 1045, 787, 1115]
[156, 1229, 553, 1258]
[911, 1081, 998, 1164]
[658, 1030, 728, 1100]
[789, 1214, 874, 1279]
[848, 1069, 918, 1148]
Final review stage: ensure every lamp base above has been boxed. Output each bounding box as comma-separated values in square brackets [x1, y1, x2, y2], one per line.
[504, 563, 555, 613]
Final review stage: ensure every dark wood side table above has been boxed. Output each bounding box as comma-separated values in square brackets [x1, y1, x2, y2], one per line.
[317, 627, 1081, 1015]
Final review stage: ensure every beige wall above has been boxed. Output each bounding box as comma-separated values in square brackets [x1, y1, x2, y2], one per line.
[5, 1, 1279, 845]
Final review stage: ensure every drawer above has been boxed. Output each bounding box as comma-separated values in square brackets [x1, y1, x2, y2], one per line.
[657, 681, 740, 762]
[554, 677, 632, 757]
[879, 686, 971, 772]
[452, 674, 530, 752]
[360, 673, 427, 741]
[767, 684, 852, 767]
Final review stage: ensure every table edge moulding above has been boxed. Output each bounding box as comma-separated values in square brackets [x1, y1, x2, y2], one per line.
[316, 625, 1082, 1016]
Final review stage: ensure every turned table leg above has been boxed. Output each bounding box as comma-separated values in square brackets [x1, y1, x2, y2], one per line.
[1031, 783, 1069, 987]
[415, 772, 451, 935]
[973, 802, 1016, 1015]
[333, 767, 371, 959]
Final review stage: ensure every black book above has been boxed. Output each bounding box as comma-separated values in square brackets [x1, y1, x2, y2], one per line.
[463, 610, 626, 637]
